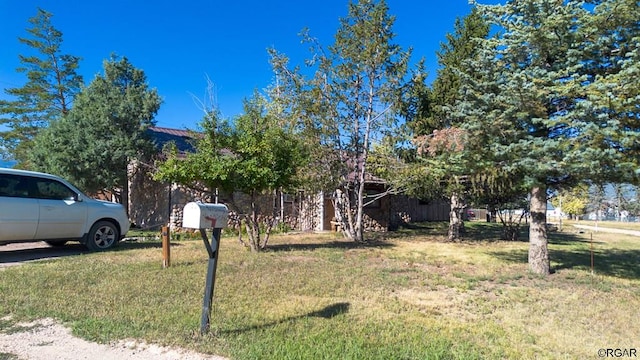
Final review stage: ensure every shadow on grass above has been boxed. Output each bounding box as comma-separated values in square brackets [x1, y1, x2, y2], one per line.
[0, 242, 88, 265]
[117, 239, 166, 250]
[553, 248, 640, 279]
[221, 302, 351, 335]
[489, 231, 640, 280]
[388, 221, 528, 242]
[267, 240, 394, 252]
[386, 222, 450, 239]
[464, 222, 523, 242]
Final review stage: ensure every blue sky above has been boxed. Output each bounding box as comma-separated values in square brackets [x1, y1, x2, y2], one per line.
[1, 1, 492, 130]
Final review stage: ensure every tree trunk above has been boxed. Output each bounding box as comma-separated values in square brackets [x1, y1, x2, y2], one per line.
[248, 194, 261, 252]
[529, 186, 550, 275]
[354, 180, 365, 243]
[334, 188, 364, 242]
[448, 192, 465, 241]
[334, 189, 352, 241]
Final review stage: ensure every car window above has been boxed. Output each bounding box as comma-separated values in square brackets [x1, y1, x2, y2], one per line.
[34, 178, 77, 200]
[0, 174, 32, 198]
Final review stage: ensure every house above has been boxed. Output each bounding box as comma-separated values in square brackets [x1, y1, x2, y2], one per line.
[127, 126, 450, 232]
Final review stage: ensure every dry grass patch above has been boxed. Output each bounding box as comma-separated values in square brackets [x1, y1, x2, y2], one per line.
[1, 224, 639, 359]
[368, 229, 640, 359]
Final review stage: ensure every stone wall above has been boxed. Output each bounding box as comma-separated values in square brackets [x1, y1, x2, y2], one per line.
[128, 161, 214, 231]
[168, 188, 301, 233]
[167, 184, 213, 231]
[128, 162, 450, 234]
[298, 192, 323, 232]
[127, 161, 171, 230]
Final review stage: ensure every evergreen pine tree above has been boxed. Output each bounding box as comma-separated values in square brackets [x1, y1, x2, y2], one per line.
[0, 8, 83, 164]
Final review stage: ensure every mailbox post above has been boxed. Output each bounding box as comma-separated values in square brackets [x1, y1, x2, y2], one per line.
[182, 202, 228, 334]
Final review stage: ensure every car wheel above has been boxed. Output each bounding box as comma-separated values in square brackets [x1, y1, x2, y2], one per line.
[85, 221, 119, 251]
[45, 240, 68, 247]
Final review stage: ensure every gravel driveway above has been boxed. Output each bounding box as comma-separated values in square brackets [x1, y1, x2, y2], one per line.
[0, 242, 227, 360]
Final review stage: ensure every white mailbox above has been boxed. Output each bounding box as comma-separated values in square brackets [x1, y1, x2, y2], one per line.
[182, 202, 228, 229]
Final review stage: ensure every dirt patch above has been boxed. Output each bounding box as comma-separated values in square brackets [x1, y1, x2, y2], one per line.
[0, 318, 227, 360]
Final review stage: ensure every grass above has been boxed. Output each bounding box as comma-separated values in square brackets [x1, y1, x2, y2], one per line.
[1, 222, 639, 359]
[561, 219, 640, 232]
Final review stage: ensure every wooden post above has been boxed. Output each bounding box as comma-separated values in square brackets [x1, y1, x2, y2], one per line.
[162, 226, 171, 268]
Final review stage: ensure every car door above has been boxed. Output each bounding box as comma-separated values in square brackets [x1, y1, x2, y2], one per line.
[0, 174, 39, 241]
[33, 177, 87, 240]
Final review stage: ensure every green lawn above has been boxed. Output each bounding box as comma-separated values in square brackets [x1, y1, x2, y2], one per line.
[1, 222, 638, 359]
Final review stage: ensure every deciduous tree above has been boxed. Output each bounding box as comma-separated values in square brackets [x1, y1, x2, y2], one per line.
[270, 0, 412, 242]
[155, 93, 307, 252]
[551, 185, 589, 220]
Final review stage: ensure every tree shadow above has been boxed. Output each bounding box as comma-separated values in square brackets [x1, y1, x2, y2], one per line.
[463, 222, 523, 242]
[489, 232, 640, 280]
[388, 221, 529, 243]
[267, 239, 394, 252]
[548, 231, 607, 246]
[220, 302, 351, 335]
[386, 222, 450, 239]
[552, 248, 640, 279]
[118, 239, 166, 250]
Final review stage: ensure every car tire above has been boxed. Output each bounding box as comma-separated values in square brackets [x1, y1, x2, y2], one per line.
[85, 221, 119, 251]
[45, 240, 68, 247]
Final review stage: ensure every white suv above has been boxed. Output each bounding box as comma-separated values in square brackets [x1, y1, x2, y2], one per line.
[0, 168, 129, 251]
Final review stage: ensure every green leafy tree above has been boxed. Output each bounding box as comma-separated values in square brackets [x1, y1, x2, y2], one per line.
[0, 8, 83, 165]
[457, 0, 640, 275]
[30, 55, 161, 204]
[551, 185, 589, 220]
[270, 0, 411, 242]
[155, 93, 307, 252]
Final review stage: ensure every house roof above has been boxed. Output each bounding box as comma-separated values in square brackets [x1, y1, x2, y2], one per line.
[146, 126, 386, 185]
[147, 126, 195, 153]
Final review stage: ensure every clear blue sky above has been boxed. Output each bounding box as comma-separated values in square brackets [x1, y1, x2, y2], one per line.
[0, 1, 494, 130]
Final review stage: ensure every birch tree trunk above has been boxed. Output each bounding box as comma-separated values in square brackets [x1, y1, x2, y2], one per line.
[448, 192, 465, 241]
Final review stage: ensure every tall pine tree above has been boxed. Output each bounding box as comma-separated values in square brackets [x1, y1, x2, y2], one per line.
[0, 8, 83, 165]
[30, 55, 161, 205]
[407, 9, 490, 241]
[457, 0, 640, 275]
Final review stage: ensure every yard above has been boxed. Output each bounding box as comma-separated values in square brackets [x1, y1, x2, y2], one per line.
[1, 221, 638, 359]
